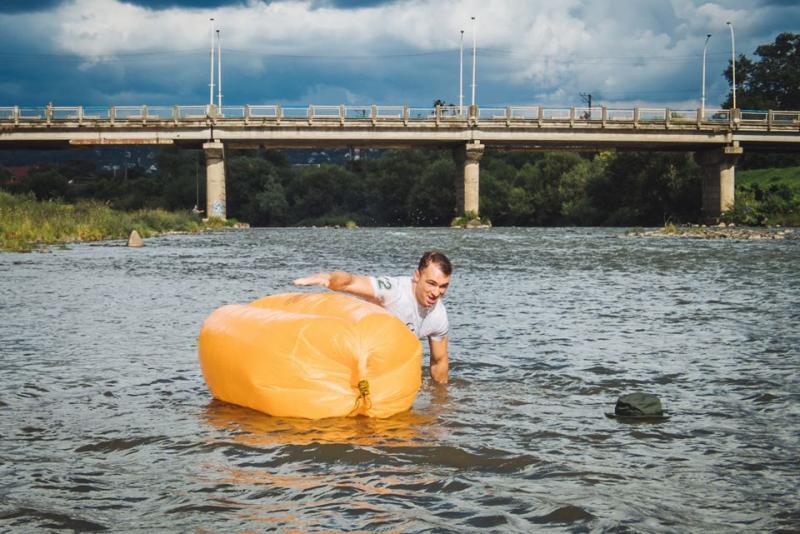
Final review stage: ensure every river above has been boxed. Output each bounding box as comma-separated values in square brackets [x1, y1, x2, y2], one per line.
[1, 227, 798, 532]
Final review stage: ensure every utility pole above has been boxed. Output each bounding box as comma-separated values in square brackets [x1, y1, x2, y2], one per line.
[579, 92, 592, 119]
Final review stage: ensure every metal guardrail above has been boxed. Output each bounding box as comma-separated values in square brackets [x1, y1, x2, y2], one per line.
[0, 104, 798, 130]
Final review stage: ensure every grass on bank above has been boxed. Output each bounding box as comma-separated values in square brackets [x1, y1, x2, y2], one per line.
[736, 166, 800, 189]
[0, 191, 233, 252]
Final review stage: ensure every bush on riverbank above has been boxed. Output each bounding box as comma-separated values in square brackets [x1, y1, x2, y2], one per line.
[0, 191, 230, 252]
[723, 166, 800, 226]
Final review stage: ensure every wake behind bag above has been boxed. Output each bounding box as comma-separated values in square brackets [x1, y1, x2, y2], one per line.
[198, 293, 423, 419]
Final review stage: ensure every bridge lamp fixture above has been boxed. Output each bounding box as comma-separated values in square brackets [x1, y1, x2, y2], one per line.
[726, 21, 736, 110]
[701, 33, 711, 119]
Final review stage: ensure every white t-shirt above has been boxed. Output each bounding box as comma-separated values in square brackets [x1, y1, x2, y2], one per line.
[369, 275, 449, 341]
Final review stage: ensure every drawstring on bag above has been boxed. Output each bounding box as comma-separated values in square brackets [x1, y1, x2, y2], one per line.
[350, 379, 372, 415]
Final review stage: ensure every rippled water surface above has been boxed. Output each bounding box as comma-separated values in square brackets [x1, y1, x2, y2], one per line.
[1, 228, 799, 532]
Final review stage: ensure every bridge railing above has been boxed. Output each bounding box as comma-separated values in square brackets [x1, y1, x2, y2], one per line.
[508, 107, 539, 119]
[218, 106, 246, 119]
[1, 104, 798, 130]
[375, 106, 404, 119]
[703, 109, 732, 123]
[606, 109, 634, 121]
[18, 107, 47, 120]
[343, 106, 373, 119]
[477, 107, 507, 120]
[177, 105, 211, 119]
[770, 111, 800, 125]
[247, 105, 279, 118]
[408, 107, 436, 120]
[281, 107, 309, 119]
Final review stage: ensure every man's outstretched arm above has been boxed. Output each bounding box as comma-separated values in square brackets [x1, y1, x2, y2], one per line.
[293, 271, 377, 302]
[429, 336, 449, 384]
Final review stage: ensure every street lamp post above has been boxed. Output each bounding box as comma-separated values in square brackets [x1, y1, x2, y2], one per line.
[701, 33, 711, 119]
[459, 30, 464, 116]
[726, 21, 736, 110]
[209, 18, 215, 107]
[217, 29, 222, 110]
[471, 16, 477, 108]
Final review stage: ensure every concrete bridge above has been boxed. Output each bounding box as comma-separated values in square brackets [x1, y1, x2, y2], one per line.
[2, 104, 799, 220]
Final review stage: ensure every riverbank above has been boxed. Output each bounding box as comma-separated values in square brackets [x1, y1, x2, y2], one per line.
[0, 191, 236, 252]
[626, 223, 796, 240]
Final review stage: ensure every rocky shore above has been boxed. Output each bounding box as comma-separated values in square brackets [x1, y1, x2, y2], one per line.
[626, 223, 796, 240]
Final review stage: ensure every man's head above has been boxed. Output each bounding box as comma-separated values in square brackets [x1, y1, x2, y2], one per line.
[412, 251, 452, 308]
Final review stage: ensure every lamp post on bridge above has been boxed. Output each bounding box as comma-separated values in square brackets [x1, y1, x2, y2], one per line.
[217, 29, 222, 110]
[726, 21, 736, 110]
[701, 33, 711, 119]
[459, 29, 464, 116]
[471, 16, 477, 108]
[209, 18, 215, 108]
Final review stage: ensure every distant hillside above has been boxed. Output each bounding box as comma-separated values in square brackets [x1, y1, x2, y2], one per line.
[0, 146, 384, 170]
[0, 146, 157, 169]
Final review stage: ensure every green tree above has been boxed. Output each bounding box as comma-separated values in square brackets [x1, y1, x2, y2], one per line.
[405, 158, 455, 225]
[156, 147, 203, 210]
[287, 164, 366, 224]
[362, 149, 435, 225]
[588, 152, 702, 225]
[19, 166, 72, 201]
[255, 179, 290, 226]
[723, 32, 800, 110]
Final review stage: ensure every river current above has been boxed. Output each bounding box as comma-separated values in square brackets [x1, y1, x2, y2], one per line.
[1, 227, 798, 532]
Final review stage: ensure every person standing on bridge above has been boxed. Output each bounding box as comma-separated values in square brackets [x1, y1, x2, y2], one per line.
[293, 251, 452, 384]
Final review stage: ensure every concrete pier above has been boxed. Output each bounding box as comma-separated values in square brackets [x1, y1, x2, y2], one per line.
[698, 145, 743, 220]
[453, 141, 485, 216]
[204, 141, 226, 219]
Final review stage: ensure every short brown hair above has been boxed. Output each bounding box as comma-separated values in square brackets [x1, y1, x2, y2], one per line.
[418, 251, 452, 276]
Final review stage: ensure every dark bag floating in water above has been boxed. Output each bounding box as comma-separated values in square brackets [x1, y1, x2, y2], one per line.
[605, 392, 670, 421]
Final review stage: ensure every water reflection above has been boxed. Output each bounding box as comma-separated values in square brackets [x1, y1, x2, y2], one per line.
[202, 399, 434, 447]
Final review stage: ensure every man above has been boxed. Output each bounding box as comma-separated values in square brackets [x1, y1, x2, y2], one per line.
[293, 251, 452, 384]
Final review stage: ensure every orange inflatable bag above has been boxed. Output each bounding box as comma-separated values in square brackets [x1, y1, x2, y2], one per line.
[198, 293, 423, 419]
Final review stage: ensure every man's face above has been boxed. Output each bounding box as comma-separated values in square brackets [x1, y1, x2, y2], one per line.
[412, 263, 451, 308]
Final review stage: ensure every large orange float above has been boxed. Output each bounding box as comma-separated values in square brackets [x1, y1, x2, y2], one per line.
[198, 293, 423, 419]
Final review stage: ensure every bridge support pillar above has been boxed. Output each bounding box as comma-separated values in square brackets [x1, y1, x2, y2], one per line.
[697, 145, 743, 220]
[204, 141, 226, 220]
[453, 141, 485, 216]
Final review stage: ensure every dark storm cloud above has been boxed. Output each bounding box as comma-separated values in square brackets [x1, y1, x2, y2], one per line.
[120, 0, 248, 8]
[0, 0, 64, 14]
[310, 0, 395, 7]
[110, 0, 394, 9]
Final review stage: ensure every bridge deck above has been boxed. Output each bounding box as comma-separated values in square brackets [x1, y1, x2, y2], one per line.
[1, 105, 798, 151]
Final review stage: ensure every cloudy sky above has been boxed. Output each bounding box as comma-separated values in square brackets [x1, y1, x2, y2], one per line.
[1, 0, 798, 110]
